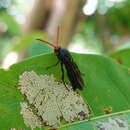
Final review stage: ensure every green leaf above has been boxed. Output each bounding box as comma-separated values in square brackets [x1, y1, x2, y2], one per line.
[28, 40, 53, 57]
[60, 110, 130, 130]
[0, 69, 27, 129]
[1, 53, 130, 129]
[110, 48, 130, 68]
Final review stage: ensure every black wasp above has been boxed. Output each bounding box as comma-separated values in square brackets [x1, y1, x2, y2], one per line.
[36, 32, 84, 91]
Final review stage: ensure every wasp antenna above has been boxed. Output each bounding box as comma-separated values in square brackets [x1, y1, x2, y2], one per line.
[36, 39, 55, 48]
[36, 38, 60, 49]
[56, 26, 60, 46]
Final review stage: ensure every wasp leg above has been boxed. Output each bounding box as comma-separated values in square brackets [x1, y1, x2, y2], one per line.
[46, 60, 60, 70]
[81, 72, 85, 76]
[61, 63, 69, 91]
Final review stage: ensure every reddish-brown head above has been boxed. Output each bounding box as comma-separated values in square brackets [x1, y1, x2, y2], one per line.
[36, 39, 61, 51]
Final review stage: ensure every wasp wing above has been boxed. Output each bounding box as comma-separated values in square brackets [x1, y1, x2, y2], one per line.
[63, 53, 84, 90]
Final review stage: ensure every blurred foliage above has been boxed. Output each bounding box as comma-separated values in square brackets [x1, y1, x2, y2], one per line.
[0, 0, 130, 64]
[96, 0, 130, 34]
[0, 0, 49, 66]
[106, 0, 130, 35]
[0, 12, 21, 36]
[0, 0, 20, 65]
[75, 0, 130, 54]
[73, 21, 104, 54]
[11, 32, 48, 54]
[0, 11, 20, 64]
